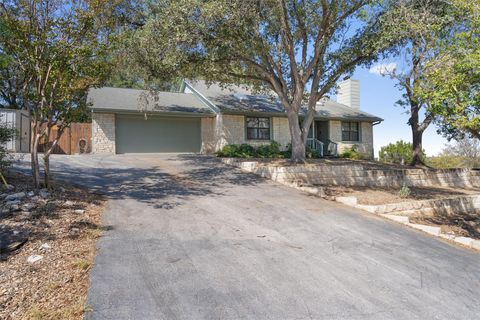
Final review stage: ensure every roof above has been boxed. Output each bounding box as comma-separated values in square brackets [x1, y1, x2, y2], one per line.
[313, 99, 383, 122]
[185, 80, 383, 122]
[87, 87, 215, 116]
[185, 80, 285, 114]
[88, 81, 383, 122]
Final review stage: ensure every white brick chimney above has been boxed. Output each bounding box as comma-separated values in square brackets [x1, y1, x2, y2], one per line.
[337, 79, 360, 110]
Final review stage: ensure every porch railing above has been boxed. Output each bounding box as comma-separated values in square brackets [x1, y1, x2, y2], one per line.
[327, 140, 338, 156]
[306, 138, 324, 157]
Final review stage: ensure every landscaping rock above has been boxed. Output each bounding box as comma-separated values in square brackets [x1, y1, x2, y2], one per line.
[21, 203, 36, 211]
[26, 255, 43, 264]
[5, 200, 21, 207]
[472, 240, 480, 251]
[40, 243, 51, 250]
[0, 231, 28, 253]
[380, 214, 409, 224]
[39, 189, 50, 198]
[336, 196, 358, 207]
[64, 200, 75, 207]
[5, 192, 26, 201]
[407, 223, 441, 236]
[453, 236, 474, 247]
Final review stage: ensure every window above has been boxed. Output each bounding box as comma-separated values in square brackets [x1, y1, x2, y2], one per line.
[246, 117, 271, 140]
[341, 122, 360, 141]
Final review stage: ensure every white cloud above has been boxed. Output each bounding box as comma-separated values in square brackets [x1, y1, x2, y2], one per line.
[369, 63, 397, 76]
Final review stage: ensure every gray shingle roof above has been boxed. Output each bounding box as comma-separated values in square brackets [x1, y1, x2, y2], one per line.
[87, 87, 215, 115]
[186, 80, 383, 122]
[88, 81, 383, 122]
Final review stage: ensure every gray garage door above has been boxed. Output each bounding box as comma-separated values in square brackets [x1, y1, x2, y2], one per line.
[115, 115, 201, 153]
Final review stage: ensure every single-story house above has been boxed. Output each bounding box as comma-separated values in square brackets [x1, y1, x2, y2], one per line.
[87, 79, 382, 158]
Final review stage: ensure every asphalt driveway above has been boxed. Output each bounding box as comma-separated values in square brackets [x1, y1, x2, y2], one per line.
[21, 154, 480, 320]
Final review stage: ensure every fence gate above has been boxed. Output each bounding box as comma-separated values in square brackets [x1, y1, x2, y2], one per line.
[38, 123, 91, 155]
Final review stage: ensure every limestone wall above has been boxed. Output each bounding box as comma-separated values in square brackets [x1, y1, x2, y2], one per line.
[329, 121, 374, 159]
[92, 113, 115, 154]
[222, 159, 480, 189]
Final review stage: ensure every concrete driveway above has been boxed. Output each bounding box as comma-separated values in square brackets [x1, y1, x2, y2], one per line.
[24, 154, 480, 319]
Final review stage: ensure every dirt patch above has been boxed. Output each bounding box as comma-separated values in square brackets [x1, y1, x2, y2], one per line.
[410, 212, 480, 240]
[0, 172, 106, 320]
[324, 185, 479, 205]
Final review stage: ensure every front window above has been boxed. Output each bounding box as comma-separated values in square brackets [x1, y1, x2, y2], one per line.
[341, 122, 360, 141]
[246, 117, 271, 140]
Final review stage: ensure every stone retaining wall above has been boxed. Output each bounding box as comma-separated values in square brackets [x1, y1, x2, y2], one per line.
[222, 159, 480, 189]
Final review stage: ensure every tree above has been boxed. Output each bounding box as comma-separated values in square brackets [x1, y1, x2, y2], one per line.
[378, 0, 454, 166]
[0, 0, 117, 188]
[425, 0, 480, 141]
[427, 136, 480, 168]
[125, 0, 398, 162]
[378, 140, 424, 165]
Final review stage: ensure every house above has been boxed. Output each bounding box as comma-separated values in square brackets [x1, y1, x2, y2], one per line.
[87, 79, 382, 158]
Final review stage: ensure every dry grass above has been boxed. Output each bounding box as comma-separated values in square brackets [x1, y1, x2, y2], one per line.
[0, 172, 106, 320]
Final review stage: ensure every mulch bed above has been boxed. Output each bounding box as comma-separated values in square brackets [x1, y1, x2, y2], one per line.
[0, 171, 106, 320]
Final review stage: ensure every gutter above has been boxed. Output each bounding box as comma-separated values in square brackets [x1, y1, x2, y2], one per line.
[89, 108, 215, 118]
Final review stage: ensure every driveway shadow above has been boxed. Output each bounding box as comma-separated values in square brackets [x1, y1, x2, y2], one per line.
[15, 154, 263, 208]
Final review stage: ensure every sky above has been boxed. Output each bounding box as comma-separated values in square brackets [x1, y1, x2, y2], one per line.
[344, 65, 450, 157]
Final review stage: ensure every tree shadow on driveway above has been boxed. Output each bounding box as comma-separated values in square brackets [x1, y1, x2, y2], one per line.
[16, 154, 264, 208]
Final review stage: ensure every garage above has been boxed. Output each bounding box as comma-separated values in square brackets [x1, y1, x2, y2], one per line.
[115, 114, 201, 153]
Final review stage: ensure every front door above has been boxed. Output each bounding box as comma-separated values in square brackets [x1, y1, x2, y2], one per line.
[315, 121, 329, 153]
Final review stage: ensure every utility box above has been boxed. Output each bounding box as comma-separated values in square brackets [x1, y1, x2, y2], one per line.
[0, 109, 31, 153]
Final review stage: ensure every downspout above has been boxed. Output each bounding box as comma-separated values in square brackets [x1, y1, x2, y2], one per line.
[371, 120, 383, 159]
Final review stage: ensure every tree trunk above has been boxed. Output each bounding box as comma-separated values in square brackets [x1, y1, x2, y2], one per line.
[43, 125, 51, 188]
[286, 109, 306, 163]
[410, 125, 425, 166]
[30, 120, 42, 188]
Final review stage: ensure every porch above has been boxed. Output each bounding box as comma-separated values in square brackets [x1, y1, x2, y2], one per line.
[306, 120, 338, 157]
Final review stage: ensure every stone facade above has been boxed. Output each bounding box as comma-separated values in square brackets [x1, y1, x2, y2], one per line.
[91, 111, 377, 157]
[329, 120, 374, 159]
[199, 114, 292, 153]
[92, 112, 116, 154]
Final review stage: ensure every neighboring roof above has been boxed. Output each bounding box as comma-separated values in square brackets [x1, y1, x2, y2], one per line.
[87, 87, 215, 116]
[185, 80, 383, 122]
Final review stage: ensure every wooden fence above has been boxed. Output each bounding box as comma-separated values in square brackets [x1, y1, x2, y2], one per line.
[38, 123, 92, 155]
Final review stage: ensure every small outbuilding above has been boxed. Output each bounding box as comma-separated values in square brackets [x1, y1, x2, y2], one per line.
[0, 109, 30, 153]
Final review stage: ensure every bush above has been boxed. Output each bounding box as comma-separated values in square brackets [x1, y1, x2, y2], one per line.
[217, 141, 326, 159]
[379, 140, 425, 165]
[256, 141, 281, 158]
[399, 184, 411, 198]
[0, 124, 16, 170]
[217, 142, 286, 158]
[217, 144, 256, 158]
[340, 146, 362, 160]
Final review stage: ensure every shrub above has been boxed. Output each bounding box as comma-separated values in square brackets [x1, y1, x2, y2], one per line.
[379, 140, 425, 165]
[217, 142, 285, 158]
[399, 184, 411, 198]
[340, 146, 362, 160]
[256, 141, 281, 158]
